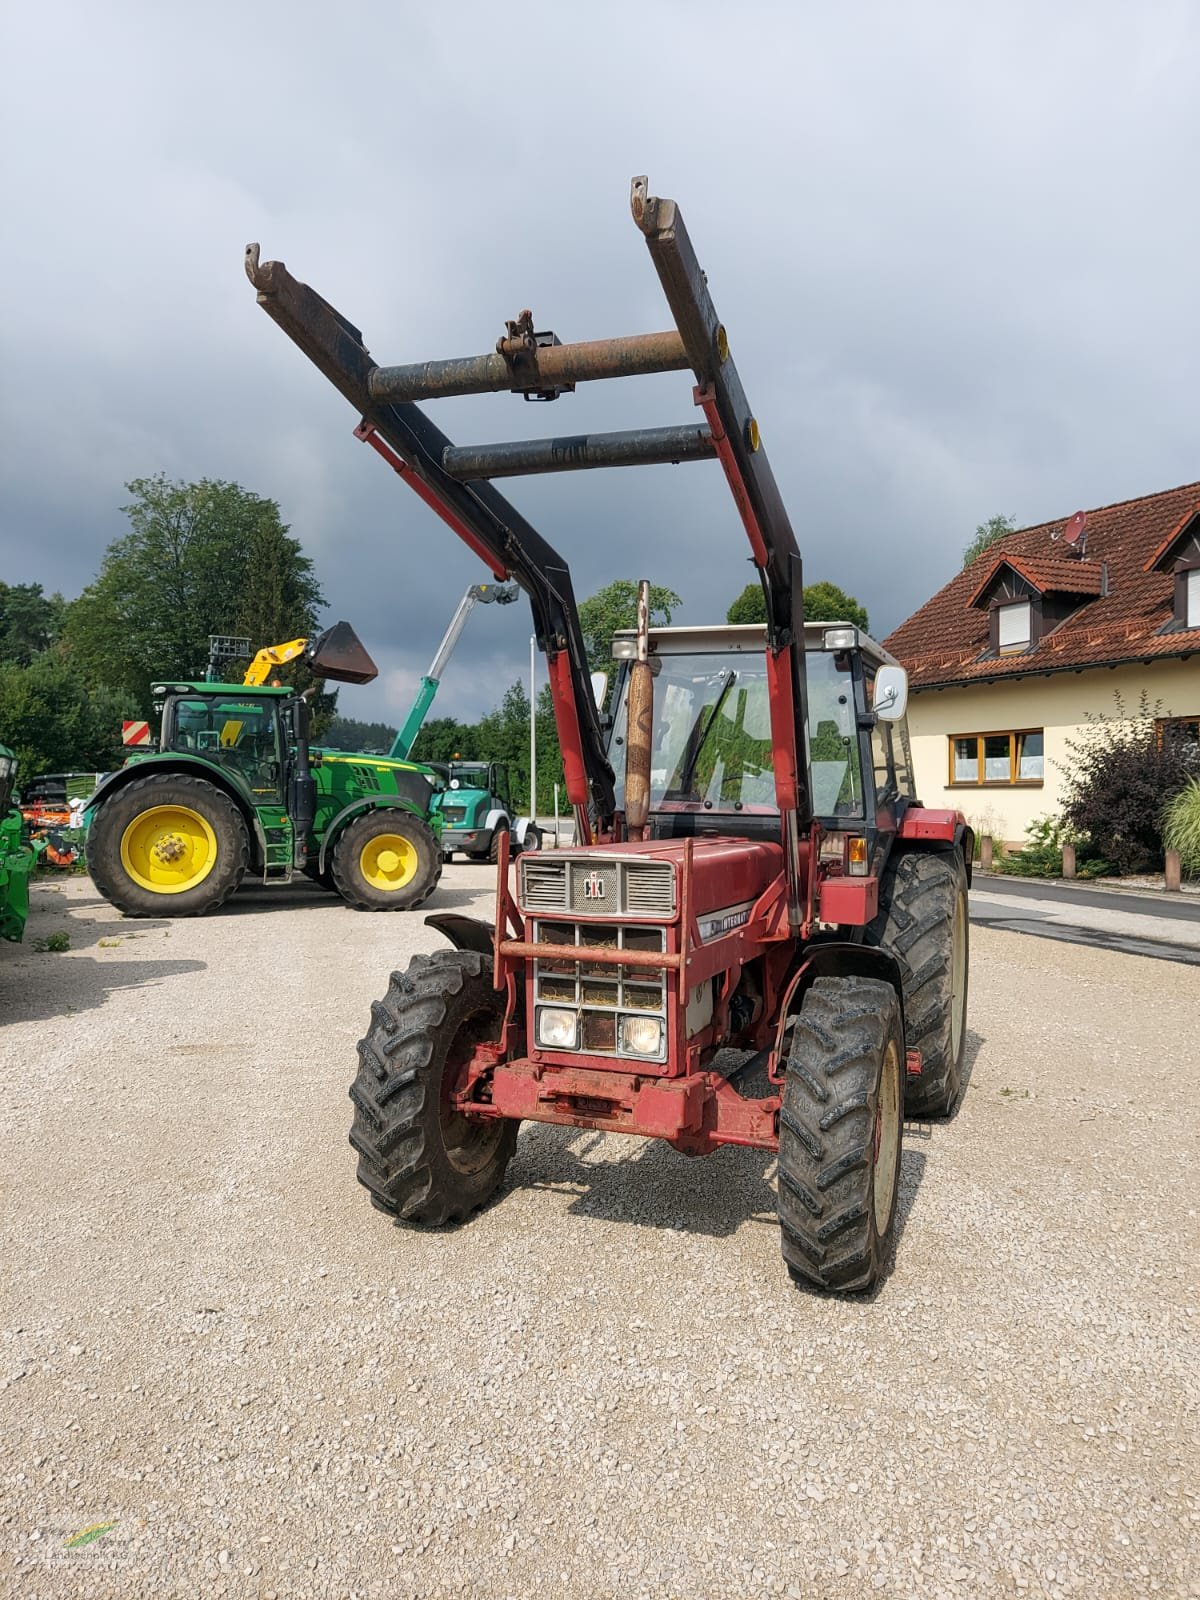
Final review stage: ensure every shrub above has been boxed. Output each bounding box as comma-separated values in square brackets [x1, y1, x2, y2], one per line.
[1163, 777, 1200, 877]
[992, 814, 1064, 878]
[993, 814, 1115, 880]
[1059, 694, 1195, 876]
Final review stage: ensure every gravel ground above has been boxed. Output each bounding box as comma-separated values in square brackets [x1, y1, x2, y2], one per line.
[1, 869, 1196, 1599]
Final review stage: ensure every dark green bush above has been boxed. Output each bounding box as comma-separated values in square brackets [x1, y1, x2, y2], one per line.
[1060, 694, 1195, 876]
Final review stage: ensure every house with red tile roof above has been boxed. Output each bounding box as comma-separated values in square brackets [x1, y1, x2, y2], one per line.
[883, 481, 1200, 848]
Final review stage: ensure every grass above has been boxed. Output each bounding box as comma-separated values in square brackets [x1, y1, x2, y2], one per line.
[33, 931, 71, 953]
[1162, 777, 1200, 877]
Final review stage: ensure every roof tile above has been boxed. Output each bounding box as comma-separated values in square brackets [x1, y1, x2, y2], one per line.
[884, 482, 1200, 689]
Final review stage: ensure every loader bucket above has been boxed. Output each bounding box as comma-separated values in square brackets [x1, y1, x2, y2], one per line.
[305, 621, 378, 684]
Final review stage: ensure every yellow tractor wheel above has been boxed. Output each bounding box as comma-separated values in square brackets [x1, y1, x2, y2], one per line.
[119, 805, 218, 894]
[331, 810, 441, 912]
[358, 831, 420, 893]
[86, 774, 250, 918]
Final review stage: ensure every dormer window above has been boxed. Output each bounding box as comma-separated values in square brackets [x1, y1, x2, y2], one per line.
[1146, 508, 1200, 632]
[997, 600, 1031, 654]
[968, 553, 1103, 661]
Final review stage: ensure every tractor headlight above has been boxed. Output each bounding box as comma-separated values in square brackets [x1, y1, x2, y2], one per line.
[537, 1007, 579, 1049]
[620, 1015, 664, 1059]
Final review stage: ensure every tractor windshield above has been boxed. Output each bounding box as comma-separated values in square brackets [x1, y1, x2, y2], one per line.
[163, 695, 285, 801]
[609, 650, 864, 821]
[447, 764, 488, 790]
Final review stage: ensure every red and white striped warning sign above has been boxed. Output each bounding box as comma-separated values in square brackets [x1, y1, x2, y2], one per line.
[121, 720, 152, 747]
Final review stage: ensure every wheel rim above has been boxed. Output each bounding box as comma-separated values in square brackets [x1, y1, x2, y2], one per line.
[872, 1038, 901, 1235]
[950, 889, 967, 1058]
[442, 1013, 508, 1174]
[359, 833, 418, 892]
[119, 805, 218, 894]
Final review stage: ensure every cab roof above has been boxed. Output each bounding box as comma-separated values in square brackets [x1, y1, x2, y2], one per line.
[611, 621, 900, 670]
[153, 680, 294, 697]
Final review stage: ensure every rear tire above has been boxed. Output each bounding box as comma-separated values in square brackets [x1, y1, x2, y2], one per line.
[330, 810, 442, 912]
[86, 772, 249, 918]
[350, 949, 518, 1224]
[867, 851, 969, 1116]
[776, 974, 904, 1295]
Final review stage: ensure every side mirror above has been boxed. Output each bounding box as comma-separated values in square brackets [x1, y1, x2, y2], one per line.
[873, 665, 909, 720]
[590, 671, 608, 708]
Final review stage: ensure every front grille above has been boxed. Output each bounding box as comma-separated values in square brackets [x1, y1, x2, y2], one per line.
[533, 920, 668, 1062]
[518, 854, 676, 919]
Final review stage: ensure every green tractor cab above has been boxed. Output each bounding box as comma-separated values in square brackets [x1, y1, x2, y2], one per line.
[0, 745, 43, 943]
[84, 624, 446, 917]
[434, 760, 540, 863]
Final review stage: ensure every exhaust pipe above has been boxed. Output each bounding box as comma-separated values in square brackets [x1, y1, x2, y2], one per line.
[624, 580, 653, 843]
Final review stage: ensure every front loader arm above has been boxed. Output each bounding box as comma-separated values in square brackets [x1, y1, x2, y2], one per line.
[243, 636, 309, 686]
[244, 248, 615, 827]
[246, 176, 814, 853]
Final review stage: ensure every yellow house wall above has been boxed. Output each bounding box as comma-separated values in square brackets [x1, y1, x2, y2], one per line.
[905, 659, 1198, 848]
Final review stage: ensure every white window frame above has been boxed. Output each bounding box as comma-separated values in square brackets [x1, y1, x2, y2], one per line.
[1187, 567, 1199, 628]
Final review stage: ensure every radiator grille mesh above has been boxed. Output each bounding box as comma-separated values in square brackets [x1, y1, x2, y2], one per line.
[517, 855, 676, 918]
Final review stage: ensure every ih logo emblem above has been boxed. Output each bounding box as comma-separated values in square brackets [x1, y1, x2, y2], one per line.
[583, 872, 606, 901]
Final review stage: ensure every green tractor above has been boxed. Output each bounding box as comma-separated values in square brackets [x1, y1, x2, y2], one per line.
[0, 743, 43, 943]
[84, 623, 445, 917]
[435, 760, 541, 862]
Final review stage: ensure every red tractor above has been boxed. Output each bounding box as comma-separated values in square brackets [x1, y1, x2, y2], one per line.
[247, 178, 971, 1292]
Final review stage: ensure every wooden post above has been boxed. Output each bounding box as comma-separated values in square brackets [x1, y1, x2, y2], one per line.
[1061, 842, 1076, 880]
[980, 836, 993, 872]
[1165, 848, 1182, 892]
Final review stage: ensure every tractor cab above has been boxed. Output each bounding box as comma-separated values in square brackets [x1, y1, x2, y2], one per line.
[156, 682, 293, 802]
[607, 622, 913, 876]
[447, 761, 513, 809]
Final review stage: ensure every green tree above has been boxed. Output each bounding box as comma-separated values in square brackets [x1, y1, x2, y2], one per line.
[409, 717, 480, 766]
[0, 582, 65, 665]
[577, 579, 682, 672]
[803, 581, 870, 632]
[0, 650, 136, 780]
[726, 579, 870, 633]
[62, 476, 328, 715]
[963, 513, 1016, 568]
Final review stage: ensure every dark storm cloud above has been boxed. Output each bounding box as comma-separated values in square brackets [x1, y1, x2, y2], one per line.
[2, 1, 1196, 726]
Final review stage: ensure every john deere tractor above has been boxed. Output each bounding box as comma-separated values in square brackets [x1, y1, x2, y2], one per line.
[84, 623, 445, 917]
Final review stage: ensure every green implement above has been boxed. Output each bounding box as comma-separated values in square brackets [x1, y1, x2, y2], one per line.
[0, 744, 42, 943]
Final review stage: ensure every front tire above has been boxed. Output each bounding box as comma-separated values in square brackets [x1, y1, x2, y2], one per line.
[776, 975, 904, 1295]
[349, 949, 518, 1224]
[330, 810, 442, 911]
[867, 851, 969, 1117]
[86, 772, 249, 918]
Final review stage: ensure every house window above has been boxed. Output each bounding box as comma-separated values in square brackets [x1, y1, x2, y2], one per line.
[1157, 716, 1200, 756]
[997, 601, 1031, 654]
[949, 730, 1044, 786]
[1187, 567, 1200, 628]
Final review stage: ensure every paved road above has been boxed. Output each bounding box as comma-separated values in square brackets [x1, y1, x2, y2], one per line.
[970, 874, 1200, 965]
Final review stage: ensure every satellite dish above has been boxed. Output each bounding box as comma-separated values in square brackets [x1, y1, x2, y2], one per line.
[1052, 511, 1088, 553]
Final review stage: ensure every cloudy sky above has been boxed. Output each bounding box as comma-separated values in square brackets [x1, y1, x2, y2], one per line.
[3, 2, 1196, 725]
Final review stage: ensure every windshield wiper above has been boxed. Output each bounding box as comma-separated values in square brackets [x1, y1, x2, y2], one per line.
[673, 671, 737, 798]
